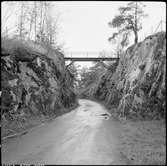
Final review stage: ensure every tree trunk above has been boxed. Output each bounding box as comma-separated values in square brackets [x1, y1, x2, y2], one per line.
[134, 30, 138, 44]
[40, 2, 43, 43]
[34, 1, 37, 42]
[19, 2, 24, 39]
[29, 10, 33, 39]
[134, 2, 138, 44]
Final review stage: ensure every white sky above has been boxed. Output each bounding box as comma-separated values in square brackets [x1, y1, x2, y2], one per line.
[2, 1, 166, 68]
[53, 1, 166, 68]
[53, 1, 166, 53]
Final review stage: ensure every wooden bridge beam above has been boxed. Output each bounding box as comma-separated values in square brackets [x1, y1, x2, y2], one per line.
[64, 57, 119, 61]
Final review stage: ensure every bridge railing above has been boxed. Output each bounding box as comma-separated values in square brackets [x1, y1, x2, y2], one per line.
[64, 51, 117, 58]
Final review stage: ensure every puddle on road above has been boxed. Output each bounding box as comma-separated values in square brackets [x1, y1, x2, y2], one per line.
[83, 109, 88, 112]
[76, 100, 112, 127]
[100, 113, 111, 120]
[104, 116, 110, 120]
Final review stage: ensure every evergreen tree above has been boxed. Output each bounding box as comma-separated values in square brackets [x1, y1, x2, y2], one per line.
[108, 2, 148, 45]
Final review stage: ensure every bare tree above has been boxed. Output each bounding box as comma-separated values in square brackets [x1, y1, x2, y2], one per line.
[3, 1, 59, 47]
[34, 1, 37, 41]
[17, 2, 25, 39]
[15, 2, 30, 39]
[1, 2, 17, 36]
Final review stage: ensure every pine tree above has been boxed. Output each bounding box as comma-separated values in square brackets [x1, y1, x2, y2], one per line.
[108, 2, 148, 45]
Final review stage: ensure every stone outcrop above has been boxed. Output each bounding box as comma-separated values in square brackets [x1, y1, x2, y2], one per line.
[1, 38, 77, 128]
[87, 32, 166, 120]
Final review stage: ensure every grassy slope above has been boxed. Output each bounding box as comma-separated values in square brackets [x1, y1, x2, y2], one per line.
[118, 119, 166, 165]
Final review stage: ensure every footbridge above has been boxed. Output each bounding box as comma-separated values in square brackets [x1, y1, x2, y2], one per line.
[64, 57, 119, 61]
[64, 51, 119, 62]
[64, 51, 119, 69]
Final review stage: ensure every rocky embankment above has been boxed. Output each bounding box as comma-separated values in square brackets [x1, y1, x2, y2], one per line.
[1, 38, 77, 137]
[82, 32, 166, 120]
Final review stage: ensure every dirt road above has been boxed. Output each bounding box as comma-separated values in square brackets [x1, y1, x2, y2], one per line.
[2, 99, 133, 165]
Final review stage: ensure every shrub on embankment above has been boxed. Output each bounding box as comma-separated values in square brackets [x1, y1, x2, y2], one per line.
[1, 37, 77, 137]
[80, 32, 166, 120]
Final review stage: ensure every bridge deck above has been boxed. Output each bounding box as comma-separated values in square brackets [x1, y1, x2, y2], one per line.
[64, 57, 119, 61]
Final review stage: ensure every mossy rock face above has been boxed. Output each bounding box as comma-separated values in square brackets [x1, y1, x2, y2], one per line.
[27, 63, 48, 84]
[131, 85, 140, 97]
[139, 63, 146, 70]
[123, 94, 134, 115]
[153, 33, 166, 60]
[14, 47, 37, 62]
[135, 96, 165, 120]
[124, 80, 131, 94]
[91, 32, 166, 120]
[1, 37, 77, 126]
[140, 73, 153, 95]
[132, 78, 138, 87]
[105, 88, 122, 107]
[1, 90, 13, 109]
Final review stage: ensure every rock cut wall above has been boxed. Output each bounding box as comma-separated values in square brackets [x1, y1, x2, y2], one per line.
[93, 32, 166, 120]
[1, 38, 77, 128]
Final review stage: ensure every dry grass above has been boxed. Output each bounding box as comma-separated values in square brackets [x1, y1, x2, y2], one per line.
[118, 120, 166, 165]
